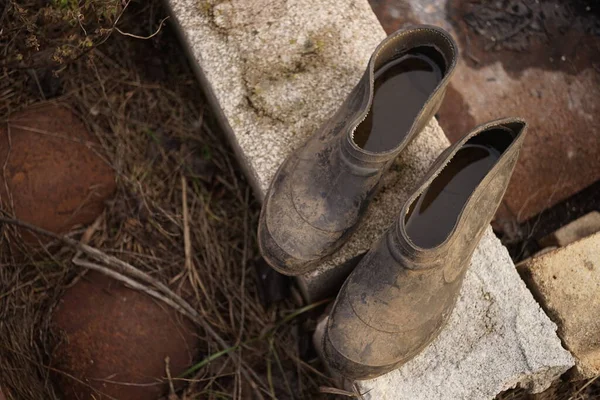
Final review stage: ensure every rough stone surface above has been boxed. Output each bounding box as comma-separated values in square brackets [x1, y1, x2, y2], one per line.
[370, 0, 600, 224]
[167, 0, 386, 198]
[51, 272, 199, 400]
[315, 231, 574, 399]
[518, 232, 600, 379]
[0, 103, 116, 244]
[539, 211, 600, 248]
[168, 0, 574, 396]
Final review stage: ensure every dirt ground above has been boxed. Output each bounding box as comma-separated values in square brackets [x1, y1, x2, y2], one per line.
[440, 0, 600, 230]
[0, 1, 334, 399]
[448, 0, 600, 72]
[369, 0, 600, 267]
[439, 0, 600, 137]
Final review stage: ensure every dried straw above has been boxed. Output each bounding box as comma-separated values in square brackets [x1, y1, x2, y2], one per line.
[0, 0, 333, 398]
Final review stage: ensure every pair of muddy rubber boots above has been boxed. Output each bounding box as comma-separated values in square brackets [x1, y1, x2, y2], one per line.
[257, 25, 527, 380]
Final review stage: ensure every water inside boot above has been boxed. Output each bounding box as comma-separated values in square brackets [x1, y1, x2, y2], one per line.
[404, 128, 515, 248]
[353, 46, 444, 153]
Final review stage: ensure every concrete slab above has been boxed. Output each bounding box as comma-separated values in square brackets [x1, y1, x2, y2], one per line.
[167, 0, 385, 198]
[315, 231, 574, 399]
[167, 0, 573, 396]
[369, 0, 600, 224]
[518, 232, 600, 379]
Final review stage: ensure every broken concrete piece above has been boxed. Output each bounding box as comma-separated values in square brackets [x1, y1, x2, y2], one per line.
[539, 211, 600, 248]
[519, 232, 600, 379]
[315, 231, 574, 399]
[167, 0, 574, 396]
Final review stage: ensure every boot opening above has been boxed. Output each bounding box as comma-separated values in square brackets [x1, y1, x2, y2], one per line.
[353, 46, 444, 153]
[404, 127, 516, 248]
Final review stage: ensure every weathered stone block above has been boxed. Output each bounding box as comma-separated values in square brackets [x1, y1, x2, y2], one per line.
[519, 232, 600, 379]
[539, 211, 600, 248]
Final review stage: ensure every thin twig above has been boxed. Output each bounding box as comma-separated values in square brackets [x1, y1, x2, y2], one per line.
[485, 18, 532, 51]
[568, 375, 600, 400]
[115, 16, 169, 40]
[236, 186, 249, 344]
[43, 364, 120, 400]
[319, 386, 359, 397]
[181, 174, 208, 300]
[165, 356, 176, 397]
[71, 256, 196, 322]
[29, 69, 46, 100]
[182, 174, 193, 273]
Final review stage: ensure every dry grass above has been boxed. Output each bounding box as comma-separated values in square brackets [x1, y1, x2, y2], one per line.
[497, 376, 600, 400]
[0, 0, 334, 398]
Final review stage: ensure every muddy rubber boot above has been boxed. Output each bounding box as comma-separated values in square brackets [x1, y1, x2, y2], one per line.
[258, 26, 458, 275]
[323, 118, 527, 380]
